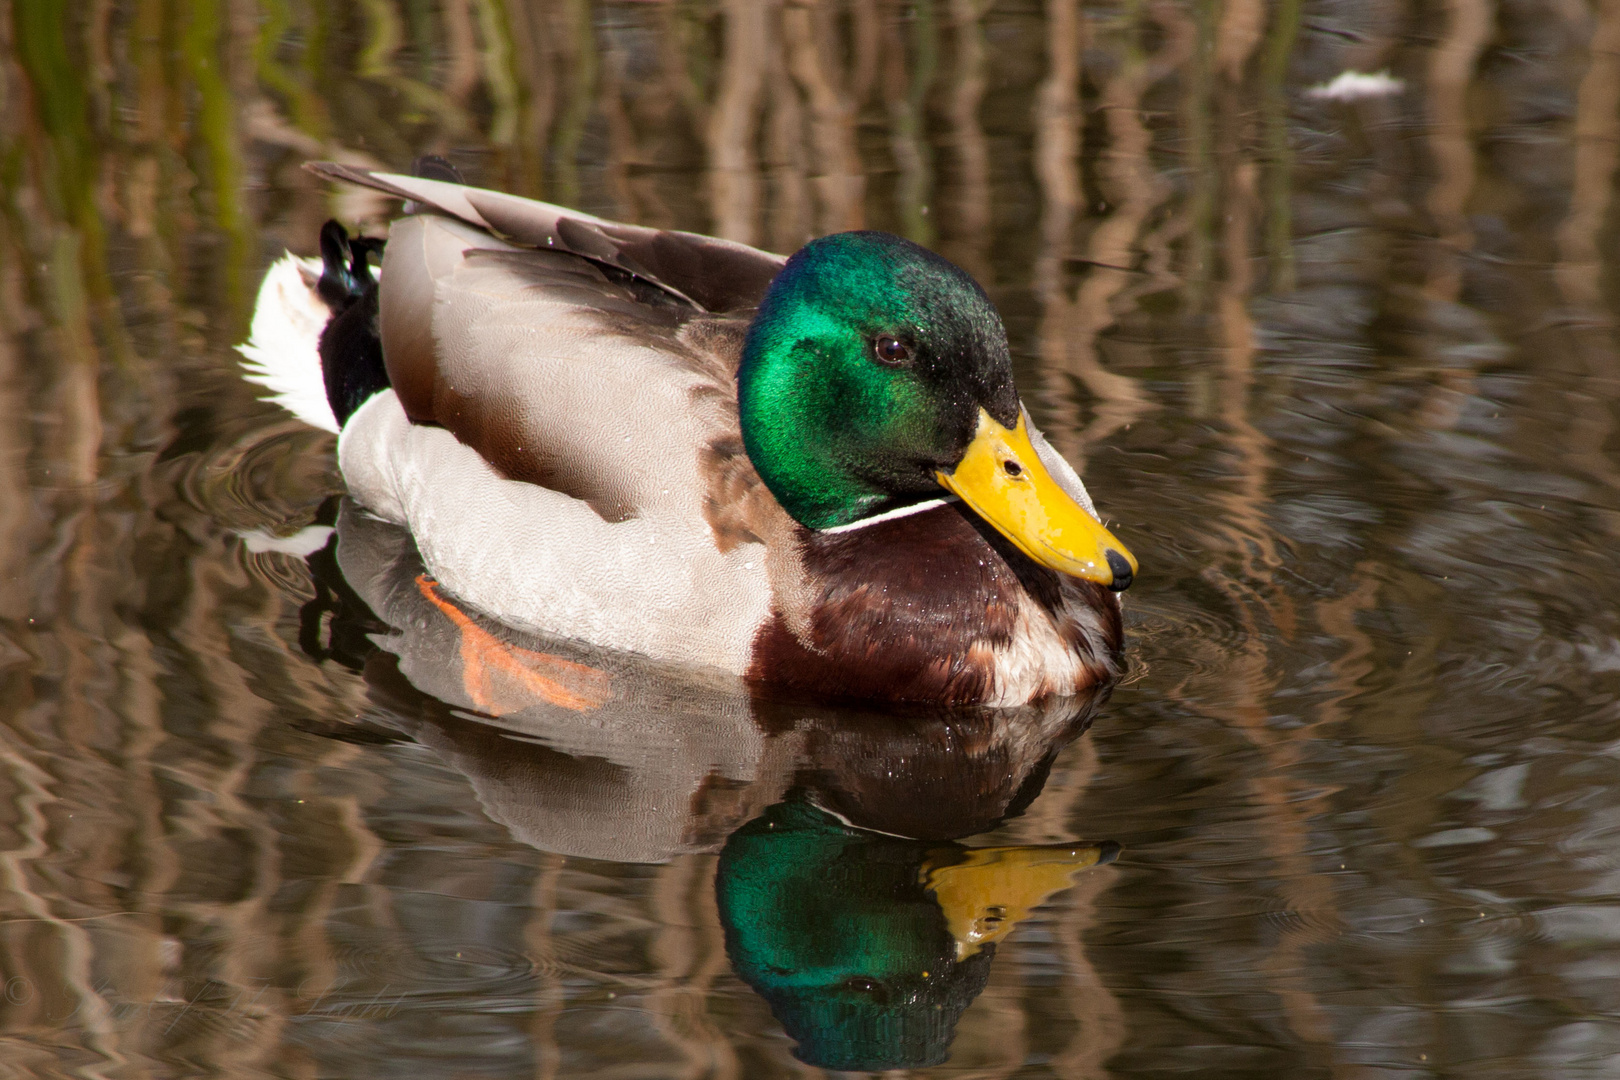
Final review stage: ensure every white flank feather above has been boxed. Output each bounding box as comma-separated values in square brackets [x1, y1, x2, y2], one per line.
[236, 253, 341, 433]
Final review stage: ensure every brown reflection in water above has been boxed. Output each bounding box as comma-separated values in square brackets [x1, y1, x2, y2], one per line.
[708, 0, 769, 244]
[1172, 4, 1354, 1067]
[1422, 0, 1491, 307]
[0, 294, 28, 620]
[646, 855, 740, 1080]
[1259, 0, 1299, 294]
[1558, 0, 1620, 310]
[783, 0, 866, 238]
[1010, 736, 1123, 1080]
[1413, 0, 1492, 431]
[1552, 0, 1620, 531]
[942, 0, 993, 279]
[1031, 0, 1087, 460]
[1034, 2, 1181, 464]
[764, 21, 813, 253]
[886, 0, 939, 245]
[527, 851, 566, 1080]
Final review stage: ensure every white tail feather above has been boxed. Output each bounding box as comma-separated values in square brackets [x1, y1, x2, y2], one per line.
[237, 253, 341, 433]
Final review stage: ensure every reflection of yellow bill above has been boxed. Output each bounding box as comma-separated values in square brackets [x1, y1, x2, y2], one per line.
[922, 843, 1114, 959]
[936, 410, 1137, 589]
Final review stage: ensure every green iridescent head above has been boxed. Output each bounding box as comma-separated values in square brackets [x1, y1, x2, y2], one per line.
[738, 231, 1021, 530]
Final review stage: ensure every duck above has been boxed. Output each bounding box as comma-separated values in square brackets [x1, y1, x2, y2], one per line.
[239, 157, 1136, 708]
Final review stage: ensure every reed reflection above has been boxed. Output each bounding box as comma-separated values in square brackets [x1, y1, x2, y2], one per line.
[313, 498, 1118, 1069]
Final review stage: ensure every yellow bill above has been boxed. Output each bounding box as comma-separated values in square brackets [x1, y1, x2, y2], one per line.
[921, 843, 1116, 960]
[936, 409, 1137, 589]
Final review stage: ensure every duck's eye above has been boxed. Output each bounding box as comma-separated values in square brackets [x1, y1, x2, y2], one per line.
[873, 335, 911, 365]
[842, 976, 888, 1002]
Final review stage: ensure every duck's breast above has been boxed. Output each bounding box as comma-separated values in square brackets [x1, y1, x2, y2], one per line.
[748, 504, 1123, 706]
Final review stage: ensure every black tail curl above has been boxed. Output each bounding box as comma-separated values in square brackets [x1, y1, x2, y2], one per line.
[316, 220, 389, 426]
[315, 158, 465, 427]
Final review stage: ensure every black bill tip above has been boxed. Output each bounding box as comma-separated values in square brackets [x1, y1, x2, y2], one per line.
[1105, 549, 1134, 592]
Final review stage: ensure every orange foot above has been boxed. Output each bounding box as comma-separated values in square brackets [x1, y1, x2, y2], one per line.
[416, 575, 612, 714]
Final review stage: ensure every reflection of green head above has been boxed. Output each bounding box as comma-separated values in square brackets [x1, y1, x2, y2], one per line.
[714, 800, 993, 1072]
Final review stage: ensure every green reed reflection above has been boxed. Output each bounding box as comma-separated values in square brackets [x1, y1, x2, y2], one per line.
[184, 0, 251, 304]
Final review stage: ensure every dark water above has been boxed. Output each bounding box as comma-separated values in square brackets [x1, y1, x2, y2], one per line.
[6, 1, 1620, 1076]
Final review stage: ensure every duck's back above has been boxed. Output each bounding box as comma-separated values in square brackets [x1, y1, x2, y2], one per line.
[322, 167, 795, 674]
[376, 213, 735, 521]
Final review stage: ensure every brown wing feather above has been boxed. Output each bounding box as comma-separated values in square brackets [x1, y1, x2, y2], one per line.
[306, 161, 786, 313]
[326, 182, 792, 548]
[315, 161, 792, 530]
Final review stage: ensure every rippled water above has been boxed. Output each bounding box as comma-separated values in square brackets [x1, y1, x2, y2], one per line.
[6, 1, 1620, 1077]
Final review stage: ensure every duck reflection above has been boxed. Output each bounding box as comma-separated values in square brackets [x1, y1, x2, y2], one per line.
[304, 498, 1119, 1070]
[718, 801, 1115, 1071]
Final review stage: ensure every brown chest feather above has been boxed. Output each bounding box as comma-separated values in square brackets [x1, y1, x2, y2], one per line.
[747, 504, 1121, 705]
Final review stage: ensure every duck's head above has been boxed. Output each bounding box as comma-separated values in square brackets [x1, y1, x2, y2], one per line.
[738, 231, 1137, 590]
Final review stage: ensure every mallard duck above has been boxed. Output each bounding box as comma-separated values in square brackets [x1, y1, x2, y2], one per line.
[241, 159, 1136, 707]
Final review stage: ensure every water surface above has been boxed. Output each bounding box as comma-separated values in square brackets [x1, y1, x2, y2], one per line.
[5, 1, 1620, 1077]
